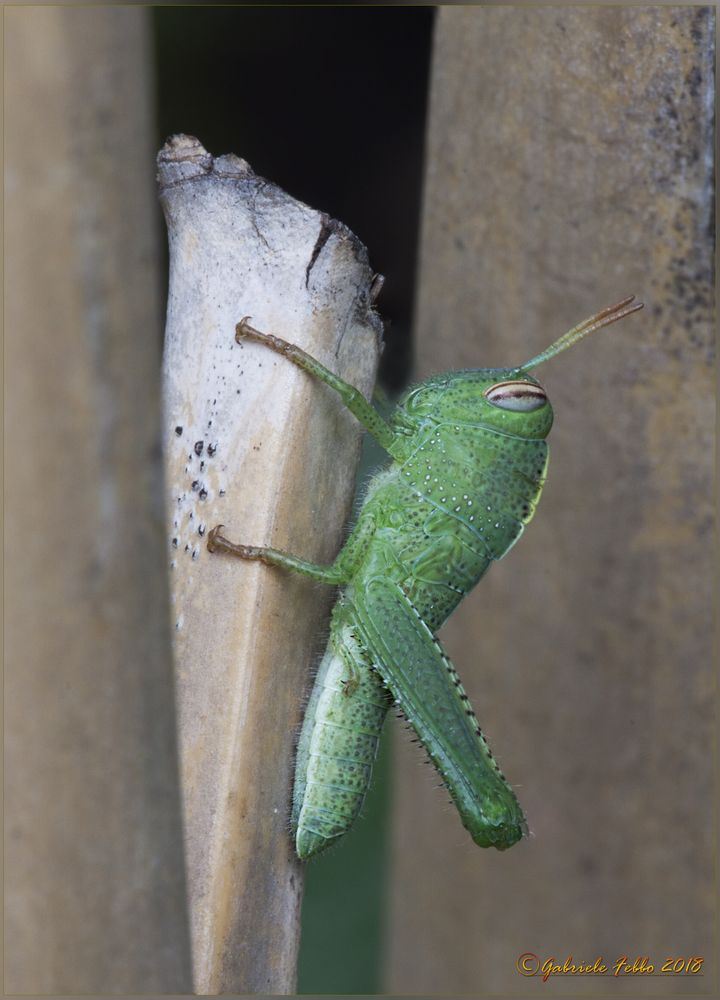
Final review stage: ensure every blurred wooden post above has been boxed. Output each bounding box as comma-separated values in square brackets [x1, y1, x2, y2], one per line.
[159, 136, 382, 993]
[386, 6, 714, 994]
[5, 7, 193, 994]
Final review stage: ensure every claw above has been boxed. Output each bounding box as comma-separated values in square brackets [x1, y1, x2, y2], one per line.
[207, 524, 225, 553]
[235, 317, 253, 343]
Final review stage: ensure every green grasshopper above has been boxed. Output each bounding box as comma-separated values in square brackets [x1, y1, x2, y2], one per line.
[208, 296, 642, 859]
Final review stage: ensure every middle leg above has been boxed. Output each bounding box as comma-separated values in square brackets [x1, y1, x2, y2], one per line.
[207, 507, 377, 587]
[207, 525, 346, 585]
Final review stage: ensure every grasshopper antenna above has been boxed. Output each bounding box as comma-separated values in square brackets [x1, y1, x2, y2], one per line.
[521, 295, 644, 371]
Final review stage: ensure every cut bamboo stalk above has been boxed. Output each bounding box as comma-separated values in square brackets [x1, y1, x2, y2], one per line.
[158, 135, 383, 994]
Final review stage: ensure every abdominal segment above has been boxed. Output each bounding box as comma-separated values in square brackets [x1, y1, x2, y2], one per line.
[292, 620, 390, 859]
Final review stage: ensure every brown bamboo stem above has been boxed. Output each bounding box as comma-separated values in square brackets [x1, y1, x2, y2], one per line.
[5, 7, 192, 993]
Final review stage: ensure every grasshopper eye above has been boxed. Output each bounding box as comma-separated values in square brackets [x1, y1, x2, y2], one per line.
[484, 380, 547, 412]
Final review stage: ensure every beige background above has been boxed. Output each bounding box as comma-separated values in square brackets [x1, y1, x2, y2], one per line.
[386, 6, 715, 995]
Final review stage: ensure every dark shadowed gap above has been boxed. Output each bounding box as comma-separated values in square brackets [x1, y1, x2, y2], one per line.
[153, 5, 434, 393]
[152, 7, 434, 993]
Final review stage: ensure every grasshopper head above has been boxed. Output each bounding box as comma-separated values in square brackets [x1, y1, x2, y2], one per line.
[399, 367, 554, 439]
[397, 296, 643, 440]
